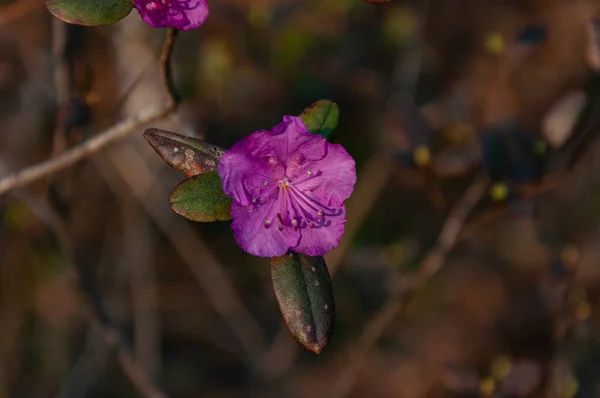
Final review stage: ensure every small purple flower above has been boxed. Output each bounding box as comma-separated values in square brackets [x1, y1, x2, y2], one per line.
[134, 0, 208, 31]
[218, 116, 357, 258]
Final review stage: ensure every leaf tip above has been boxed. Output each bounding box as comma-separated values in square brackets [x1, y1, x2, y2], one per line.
[306, 342, 323, 354]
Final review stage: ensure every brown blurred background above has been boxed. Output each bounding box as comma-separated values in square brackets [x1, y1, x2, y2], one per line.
[3, 0, 600, 397]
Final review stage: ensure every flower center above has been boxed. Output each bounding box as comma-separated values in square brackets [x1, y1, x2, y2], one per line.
[277, 176, 290, 189]
[258, 166, 342, 233]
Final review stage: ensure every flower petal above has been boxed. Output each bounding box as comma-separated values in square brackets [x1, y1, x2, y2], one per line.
[219, 113, 356, 258]
[253, 116, 327, 164]
[292, 204, 347, 256]
[295, 142, 357, 207]
[230, 193, 301, 257]
[218, 131, 284, 206]
[135, 0, 209, 31]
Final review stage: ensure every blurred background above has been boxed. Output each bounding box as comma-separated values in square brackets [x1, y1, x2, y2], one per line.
[4, 0, 600, 396]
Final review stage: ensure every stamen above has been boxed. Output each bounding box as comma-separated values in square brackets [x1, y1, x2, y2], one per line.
[288, 184, 342, 217]
[307, 170, 313, 177]
[264, 219, 271, 228]
[317, 209, 324, 217]
[277, 213, 285, 229]
[278, 176, 290, 189]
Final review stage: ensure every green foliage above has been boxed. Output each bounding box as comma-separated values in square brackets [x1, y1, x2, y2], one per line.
[270, 253, 335, 354]
[300, 99, 340, 140]
[45, 0, 133, 26]
[169, 172, 232, 222]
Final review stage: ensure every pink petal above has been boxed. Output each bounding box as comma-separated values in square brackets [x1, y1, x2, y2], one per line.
[230, 193, 301, 257]
[218, 132, 284, 206]
[254, 116, 327, 164]
[135, 0, 209, 31]
[292, 204, 347, 256]
[295, 142, 357, 207]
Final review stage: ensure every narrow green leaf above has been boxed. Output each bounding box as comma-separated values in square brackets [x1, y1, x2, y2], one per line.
[299, 99, 340, 140]
[270, 253, 335, 354]
[144, 128, 225, 177]
[169, 172, 232, 222]
[46, 0, 134, 26]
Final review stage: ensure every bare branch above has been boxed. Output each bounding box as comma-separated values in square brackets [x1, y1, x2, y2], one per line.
[95, 143, 266, 369]
[330, 173, 488, 398]
[160, 28, 180, 104]
[0, 101, 174, 196]
[0, 27, 180, 197]
[2, 179, 170, 398]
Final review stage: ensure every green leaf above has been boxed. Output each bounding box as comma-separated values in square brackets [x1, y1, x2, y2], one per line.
[144, 128, 225, 177]
[46, 0, 133, 27]
[270, 253, 335, 354]
[299, 99, 340, 140]
[169, 172, 232, 222]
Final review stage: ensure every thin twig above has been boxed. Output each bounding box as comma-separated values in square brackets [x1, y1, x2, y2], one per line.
[0, 101, 174, 196]
[0, 28, 180, 197]
[0, 172, 169, 398]
[124, 206, 162, 378]
[95, 143, 266, 369]
[160, 28, 180, 104]
[330, 173, 488, 398]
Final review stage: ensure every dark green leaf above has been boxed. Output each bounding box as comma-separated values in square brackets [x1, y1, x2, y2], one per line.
[46, 0, 133, 26]
[144, 128, 225, 177]
[169, 172, 232, 222]
[299, 99, 340, 140]
[270, 253, 334, 354]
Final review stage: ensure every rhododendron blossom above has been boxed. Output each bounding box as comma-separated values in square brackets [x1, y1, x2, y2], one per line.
[134, 0, 208, 31]
[218, 116, 357, 257]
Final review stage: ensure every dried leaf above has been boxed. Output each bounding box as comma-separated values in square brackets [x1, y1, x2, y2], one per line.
[144, 128, 225, 177]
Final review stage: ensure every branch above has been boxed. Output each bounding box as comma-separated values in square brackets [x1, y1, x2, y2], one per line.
[95, 143, 266, 369]
[4, 183, 170, 398]
[330, 173, 489, 398]
[103, 325, 168, 398]
[160, 28, 180, 104]
[0, 28, 180, 197]
[0, 102, 173, 196]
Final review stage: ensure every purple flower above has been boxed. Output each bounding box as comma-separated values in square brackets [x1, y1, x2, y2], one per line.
[218, 116, 357, 258]
[134, 0, 208, 31]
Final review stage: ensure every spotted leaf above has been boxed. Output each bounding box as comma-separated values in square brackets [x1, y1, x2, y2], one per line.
[270, 253, 334, 354]
[144, 128, 225, 177]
